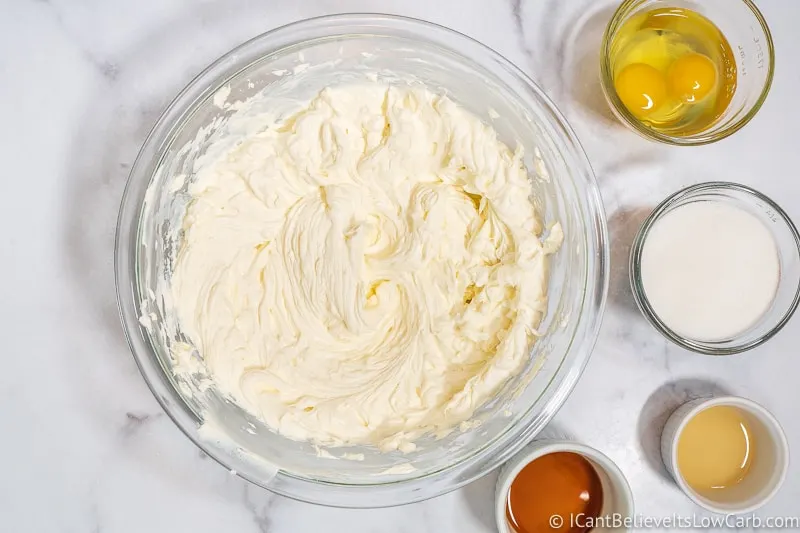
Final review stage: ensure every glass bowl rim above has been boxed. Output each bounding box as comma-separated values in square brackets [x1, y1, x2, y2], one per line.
[114, 12, 610, 506]
[599, 0, 775, 146]
[629, 181, 800, 355]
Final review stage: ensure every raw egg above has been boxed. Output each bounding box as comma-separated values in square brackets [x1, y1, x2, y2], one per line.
[668, 53, 718, 103]
[614, 63, 667, 118]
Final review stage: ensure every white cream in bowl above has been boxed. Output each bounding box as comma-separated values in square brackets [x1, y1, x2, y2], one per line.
[169, 83, 562, 452]
[640, 201, 779, 341]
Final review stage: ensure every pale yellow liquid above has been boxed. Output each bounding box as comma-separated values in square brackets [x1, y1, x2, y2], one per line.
[677, 406, 754, 492]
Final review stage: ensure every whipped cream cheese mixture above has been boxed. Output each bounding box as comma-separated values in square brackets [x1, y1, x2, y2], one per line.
[172, 83, 561, 451]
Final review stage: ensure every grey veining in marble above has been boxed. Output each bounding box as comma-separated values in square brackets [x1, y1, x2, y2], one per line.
[3, 0, 800, 531]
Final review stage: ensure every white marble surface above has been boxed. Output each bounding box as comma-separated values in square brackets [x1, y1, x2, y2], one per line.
[3, 0, 799, 531]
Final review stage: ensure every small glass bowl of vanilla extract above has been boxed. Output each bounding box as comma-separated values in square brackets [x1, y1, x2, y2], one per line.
[600, 0, 774, 145]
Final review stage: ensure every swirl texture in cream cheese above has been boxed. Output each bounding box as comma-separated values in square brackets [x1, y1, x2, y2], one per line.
[172, 84, 561, 451]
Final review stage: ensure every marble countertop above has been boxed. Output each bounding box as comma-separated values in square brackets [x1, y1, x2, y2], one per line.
[4, 0, 799, 531]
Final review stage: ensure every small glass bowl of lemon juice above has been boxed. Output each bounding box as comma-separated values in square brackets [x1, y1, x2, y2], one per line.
[601, 0, 774, 145]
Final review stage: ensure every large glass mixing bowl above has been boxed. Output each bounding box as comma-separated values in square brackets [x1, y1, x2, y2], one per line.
[115, 14, 609, 507]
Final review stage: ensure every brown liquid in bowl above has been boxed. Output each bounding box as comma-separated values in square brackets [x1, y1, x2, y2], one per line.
[506, 452, 604, 533]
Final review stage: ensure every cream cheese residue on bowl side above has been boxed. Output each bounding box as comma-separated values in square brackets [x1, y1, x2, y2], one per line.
[169, 83, 562, 452]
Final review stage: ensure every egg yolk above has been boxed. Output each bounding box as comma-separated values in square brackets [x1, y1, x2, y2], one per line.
[668, 53, 717, 103]
[614, 63, 667, 118]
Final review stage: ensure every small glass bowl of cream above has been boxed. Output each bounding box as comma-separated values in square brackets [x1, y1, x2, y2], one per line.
[630, 182, 800, 354]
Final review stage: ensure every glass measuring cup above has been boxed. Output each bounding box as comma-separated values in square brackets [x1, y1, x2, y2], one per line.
[600, 0, 774, 145]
